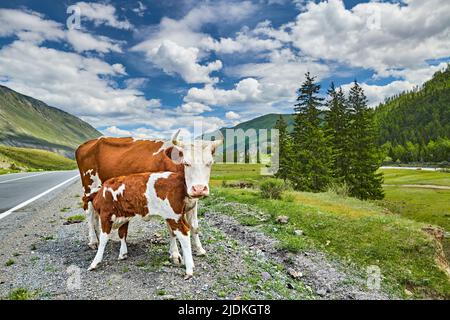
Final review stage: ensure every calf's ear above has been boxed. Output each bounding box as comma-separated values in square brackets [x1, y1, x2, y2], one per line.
[165, 146, 184, 164]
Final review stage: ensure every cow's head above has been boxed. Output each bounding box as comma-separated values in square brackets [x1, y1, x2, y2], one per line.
[167, 130, 222, 198]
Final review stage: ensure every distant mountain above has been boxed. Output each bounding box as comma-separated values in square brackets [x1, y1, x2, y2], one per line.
[374, 65, 450, 162]
[0, 85, 101, 158]
[231, 113, 295, 133]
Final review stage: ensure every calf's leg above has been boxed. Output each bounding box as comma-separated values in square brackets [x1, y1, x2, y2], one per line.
[87, 201, 98, 249]
[88, 217, 112, 271]
[166, 221, 182, 265]
[187, 203, 206, 256]
[168, 218, 194, 279]
[118, 222, 129, 260]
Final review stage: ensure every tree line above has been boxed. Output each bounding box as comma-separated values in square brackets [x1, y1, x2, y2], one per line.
[275, 72, 384, 200]
[375, 65, 450, 164]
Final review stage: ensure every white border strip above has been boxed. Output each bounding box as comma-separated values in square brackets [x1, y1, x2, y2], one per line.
[0, 175, 79, 221]
[0, 171, 52, 184]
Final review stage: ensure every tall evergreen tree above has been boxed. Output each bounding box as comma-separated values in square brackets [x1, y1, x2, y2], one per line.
[347, 81, 384, 200]
[274, 115, 292, 180]
[325, 83, 351, 183]
[292, 72, 332, 192]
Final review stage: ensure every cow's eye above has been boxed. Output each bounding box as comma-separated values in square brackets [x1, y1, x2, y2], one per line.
[184, 162, 191, 167]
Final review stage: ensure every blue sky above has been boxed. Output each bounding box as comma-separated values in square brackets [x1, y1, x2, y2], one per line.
[0, 0, 449, 138]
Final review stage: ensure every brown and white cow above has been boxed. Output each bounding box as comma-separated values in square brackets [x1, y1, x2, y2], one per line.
[87, 171, 196, 278]
[75, 130, 222, 263]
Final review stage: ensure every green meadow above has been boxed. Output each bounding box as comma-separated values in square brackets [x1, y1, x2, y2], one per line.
[206, 164, 450, 298]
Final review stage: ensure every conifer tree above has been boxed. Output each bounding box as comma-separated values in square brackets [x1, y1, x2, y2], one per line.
[292, 72, 332, 192]
[347, 81, 384, 200]
[274, 115, 292, 180]
[325, 83, 351, 183]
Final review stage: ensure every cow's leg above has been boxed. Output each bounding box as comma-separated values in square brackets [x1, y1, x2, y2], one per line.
[88, 218, 112, 271]
[166, 221, 182, 265]
[173, 228, 194, 279]
[87, 201, 98, 249]
[187, 202, 206, 256]
[118, 222, 129, 260]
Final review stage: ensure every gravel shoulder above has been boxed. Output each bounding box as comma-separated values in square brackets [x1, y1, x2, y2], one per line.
[0, 180, 391, 300]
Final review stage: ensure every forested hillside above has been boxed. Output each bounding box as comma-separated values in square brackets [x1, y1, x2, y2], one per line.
[375, 66, 450, 163]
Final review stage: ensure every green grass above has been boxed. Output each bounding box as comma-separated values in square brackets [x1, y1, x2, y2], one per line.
[203, 187, 450, 299]
[0, 145, 76, 173]
[211, 163, 264, 185]
[5, 259, 15, 266]
[7, 288, 35, 300]
[66, 214, 85, 223]
[381, 169, 450, 187]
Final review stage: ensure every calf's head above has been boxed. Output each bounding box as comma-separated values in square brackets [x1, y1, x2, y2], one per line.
[167, 130, 222, 198]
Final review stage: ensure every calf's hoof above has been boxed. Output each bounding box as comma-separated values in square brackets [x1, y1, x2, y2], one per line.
[170, 253, 183, 265]
[87, 264, 98, 271]
[88, 242, 98, 250]
[118, 253, 128, 261]
[195, 248, 206, 256]
[184, 273, 193, 280]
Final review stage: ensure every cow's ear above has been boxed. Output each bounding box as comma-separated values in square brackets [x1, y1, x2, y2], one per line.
[165, 146, 184, 164]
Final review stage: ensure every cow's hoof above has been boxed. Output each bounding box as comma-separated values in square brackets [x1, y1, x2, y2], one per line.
[184, 273, 193, 280]
[196, 248, 206, 256]
[88, 242, 98, 250]
[87, 264, 97, 271]
[118, 253, 128, 261]
[170, 253, 183, 265]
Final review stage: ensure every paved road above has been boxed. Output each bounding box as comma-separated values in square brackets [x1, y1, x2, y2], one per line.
[0, 170, 79, 216]
[381, 166, 445, 171]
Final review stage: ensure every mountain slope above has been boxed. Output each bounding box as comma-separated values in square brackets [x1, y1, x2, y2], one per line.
[0, 85, 101, 158]
[232, 113, 295, 133]
[374, 66, 450, 162]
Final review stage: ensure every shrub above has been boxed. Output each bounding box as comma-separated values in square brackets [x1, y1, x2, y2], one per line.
[259, 178, 285, 199]
[327, 182, 350, 197]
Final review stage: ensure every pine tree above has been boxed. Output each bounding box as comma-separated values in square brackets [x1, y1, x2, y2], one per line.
[274, 115, 292, 180]
[347, 81, 384, 200]
[325, 83, 351, 183]
[291, 72, 332, 192]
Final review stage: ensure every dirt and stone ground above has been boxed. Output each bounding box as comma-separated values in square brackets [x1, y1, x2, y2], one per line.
[0, 181, 391, 300]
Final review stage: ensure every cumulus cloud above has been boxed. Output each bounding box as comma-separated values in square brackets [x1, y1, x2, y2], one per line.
[0, 40, 158, 116]
[0, 8, 64, 43]
[134, 40, 222, 84]
[176, 102, 212, 115]
[131, 1, 257, 83]
[225, 111, 240, 120]
[66, 29, 123, 53]
[286, 0, 450, 75]
[74, 1, 133, 30]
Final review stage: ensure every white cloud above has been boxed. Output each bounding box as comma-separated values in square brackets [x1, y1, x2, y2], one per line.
[286, 0, 450, 75]
[104, 126, 132, 136]
[176, 102, 212, 115]
[66, 29, 122, 53]
[225, 111, 240, 120]
[131, 1, 257, 83]
[74, 1, 133, 30]
[132, 1, 147, 17]
[0, 40, 158, 117]
[134, 40, 222, 84]
[0, 9, 64, 44]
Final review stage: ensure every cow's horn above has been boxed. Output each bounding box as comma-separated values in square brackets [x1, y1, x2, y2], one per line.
[172, 129, 183, 146]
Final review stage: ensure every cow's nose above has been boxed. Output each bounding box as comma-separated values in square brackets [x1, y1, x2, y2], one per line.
[191, 185, 209, 196]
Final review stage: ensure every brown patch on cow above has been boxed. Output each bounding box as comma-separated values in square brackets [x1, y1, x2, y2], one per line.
[92, 172, 190, 236]
[154, 172, 187, 215]
[76, 137, 183, 209]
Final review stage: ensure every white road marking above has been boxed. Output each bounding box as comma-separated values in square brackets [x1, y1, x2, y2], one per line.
[0, 171, 53, 184]
[0, 175, 79, 221]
